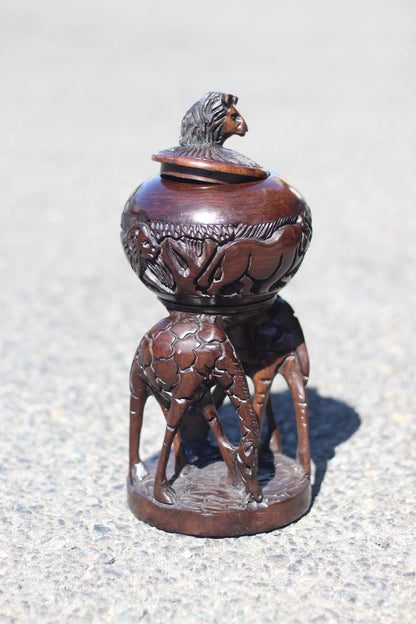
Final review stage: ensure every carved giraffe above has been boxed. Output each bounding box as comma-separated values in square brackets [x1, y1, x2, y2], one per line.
[215, 297, 310, 476]
[129, 312, 262, 505]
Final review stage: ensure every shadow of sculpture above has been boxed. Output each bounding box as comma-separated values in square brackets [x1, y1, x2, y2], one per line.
[204, 387, 361, 505]
[272, 388, 360, 502]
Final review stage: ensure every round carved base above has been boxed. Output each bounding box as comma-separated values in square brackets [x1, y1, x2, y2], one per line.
[128, 450, 311, 537]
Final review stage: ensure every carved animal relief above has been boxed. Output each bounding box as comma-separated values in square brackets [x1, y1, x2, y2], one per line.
[121, 211, 311, 301]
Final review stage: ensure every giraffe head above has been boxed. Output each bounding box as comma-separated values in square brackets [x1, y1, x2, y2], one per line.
[237, 437, 262, 503]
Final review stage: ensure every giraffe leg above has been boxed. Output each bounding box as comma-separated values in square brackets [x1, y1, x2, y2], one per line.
[252, 365, 282, 453]
[279, 355, 310, 476]
[173, 431, 188, 475]
[154, 399, 188, 504]
[129, 372, 149, 485]
[252, 369, 272, 432]
[212, 384, 227, 410]
[201, 399, 238, 486]
[265, 395, 282, 454]
[158, 402, 188, 475]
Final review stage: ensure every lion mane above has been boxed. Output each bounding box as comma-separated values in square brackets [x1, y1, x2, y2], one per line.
[179, 92, 238, 147]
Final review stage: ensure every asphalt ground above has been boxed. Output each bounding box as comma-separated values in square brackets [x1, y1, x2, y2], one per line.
[1, 1, 415, 622]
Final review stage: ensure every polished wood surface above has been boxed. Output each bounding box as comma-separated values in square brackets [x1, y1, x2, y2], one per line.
[121, 175, 311, 313]
[121, 92, 312, 535]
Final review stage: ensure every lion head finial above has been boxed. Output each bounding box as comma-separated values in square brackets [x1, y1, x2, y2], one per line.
[179, 92, 248, 147]
[152, 91, 268, 181]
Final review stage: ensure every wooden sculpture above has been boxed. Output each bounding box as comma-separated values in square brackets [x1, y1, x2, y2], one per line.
[121, 92, 313, 536]
[129, 312, 262, 505]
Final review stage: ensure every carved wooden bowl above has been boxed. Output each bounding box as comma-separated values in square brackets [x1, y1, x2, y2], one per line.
[121, 172, 312, 314]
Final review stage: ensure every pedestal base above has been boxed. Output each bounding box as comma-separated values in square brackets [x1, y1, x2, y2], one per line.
[128, 450, 311, 537]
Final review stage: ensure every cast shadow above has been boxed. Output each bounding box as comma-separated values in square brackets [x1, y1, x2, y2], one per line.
[272, 388, 360, 501]
[211, 387, 361, 503]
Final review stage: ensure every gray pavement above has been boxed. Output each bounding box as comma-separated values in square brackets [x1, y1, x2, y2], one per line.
[1, 1, 415, 622]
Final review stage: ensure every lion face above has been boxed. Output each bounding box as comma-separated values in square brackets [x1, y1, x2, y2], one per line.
[222, 104, 248, 140]
[179, 92, 247, 147]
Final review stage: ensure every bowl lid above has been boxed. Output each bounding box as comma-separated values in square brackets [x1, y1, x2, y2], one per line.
[152, 92, 269, 184]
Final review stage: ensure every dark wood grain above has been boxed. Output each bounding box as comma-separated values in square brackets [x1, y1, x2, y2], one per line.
[128, 451, 311, 537]
[121, 92, 313, 535]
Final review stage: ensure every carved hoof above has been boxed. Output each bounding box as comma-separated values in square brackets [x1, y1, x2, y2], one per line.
[268, 431, 282, 454]
[131, 461, 149, 485]
[154, 481, 176, 505]
[296, 451, 310, 477]
[225, 468, 239, 488]
[179, 463, 194, 477]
